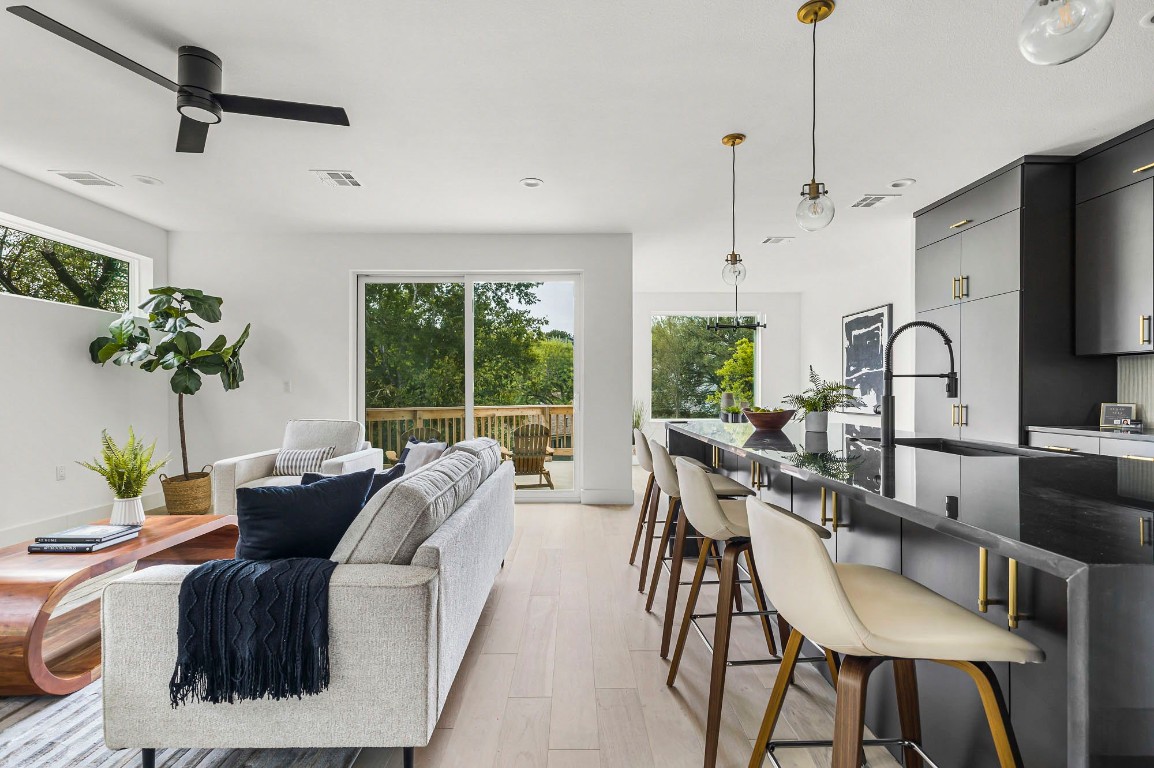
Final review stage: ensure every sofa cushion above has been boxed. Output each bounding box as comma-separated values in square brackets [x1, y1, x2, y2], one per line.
[273, 446, 335, 476]
[331, 452, 483, 565]
[399, 440, 446, 473]
[302, 462, 405, 499]
[443, 437, 502, 481]
[282, 419, 364, 457]
[235, 468, 376, 560]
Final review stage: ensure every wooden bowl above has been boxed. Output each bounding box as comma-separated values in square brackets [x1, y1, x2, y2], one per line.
[742, 409, 796, 431]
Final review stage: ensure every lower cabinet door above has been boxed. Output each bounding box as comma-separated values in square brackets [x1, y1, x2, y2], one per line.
[1008, 565, 1069, 767]
[789, 478, 837, 559]
[901, 524, 1011, 768]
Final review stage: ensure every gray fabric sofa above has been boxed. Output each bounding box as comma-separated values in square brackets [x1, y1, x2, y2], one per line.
[102, 439, 514, 765]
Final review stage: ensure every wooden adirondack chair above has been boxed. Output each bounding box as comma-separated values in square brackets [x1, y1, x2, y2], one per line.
[507, 423, 554, 489]
[386, 427, 444, 464]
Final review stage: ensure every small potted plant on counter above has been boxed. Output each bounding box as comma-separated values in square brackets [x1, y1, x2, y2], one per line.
[78, 428, 168, 525]
[783, 366, 863, 432]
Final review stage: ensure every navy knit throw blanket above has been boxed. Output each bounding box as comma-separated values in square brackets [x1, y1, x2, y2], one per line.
[169, 557, 337, 707]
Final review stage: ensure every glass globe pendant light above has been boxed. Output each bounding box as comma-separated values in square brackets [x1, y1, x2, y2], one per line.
[796, 0, 836, 232]
[710, 134, 766, 333]
[1019, 0, 1114, 65]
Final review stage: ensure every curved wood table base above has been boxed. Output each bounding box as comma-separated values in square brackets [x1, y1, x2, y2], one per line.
[0, 515, 238, 696]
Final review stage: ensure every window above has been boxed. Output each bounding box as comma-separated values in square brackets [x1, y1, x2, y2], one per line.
[651, 314, 758, 419]
[0, 223, 130, 312]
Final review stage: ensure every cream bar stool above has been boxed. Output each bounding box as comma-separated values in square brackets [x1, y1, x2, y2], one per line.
[746, 497, 1044, 768]
[644, 440, 753, 653]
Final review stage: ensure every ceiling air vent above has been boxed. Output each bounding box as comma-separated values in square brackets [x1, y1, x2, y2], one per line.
[311, 169, 361, 187]
[851, 194, 900, 209]
[50, 170, 119, 187]
[762, 236, 796, 245]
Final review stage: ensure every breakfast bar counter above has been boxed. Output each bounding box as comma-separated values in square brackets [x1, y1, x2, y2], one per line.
[666, 419, 1154, 768]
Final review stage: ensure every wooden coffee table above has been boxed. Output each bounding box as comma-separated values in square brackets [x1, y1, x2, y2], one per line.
[0, 514, 238, 696]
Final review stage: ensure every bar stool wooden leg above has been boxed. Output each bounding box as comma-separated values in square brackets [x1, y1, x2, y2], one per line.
[937, 660, 1025, 768]
[747, 629, 804, 768]
[660, 498, 689, 657]
[645, 497, 678, 610]
[637, 484, 663, 592]
[666, 538, 713, 686]
[824, 649, 841, 688]
[893, 659, 924, 768]
[742, 548, 777, 657]
[704, 542, 743, 768]
[830, 656, 886, 768]
[629, 473, 655, 565]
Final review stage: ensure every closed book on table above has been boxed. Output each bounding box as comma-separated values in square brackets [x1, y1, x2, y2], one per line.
[28, 531, 140, 553]
[35, 524, 141, 544]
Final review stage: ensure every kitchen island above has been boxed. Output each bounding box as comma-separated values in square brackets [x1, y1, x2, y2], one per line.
[667, 419, 1154, 768]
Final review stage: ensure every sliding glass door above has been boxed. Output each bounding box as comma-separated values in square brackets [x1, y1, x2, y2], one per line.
[358, 274, 579, 498]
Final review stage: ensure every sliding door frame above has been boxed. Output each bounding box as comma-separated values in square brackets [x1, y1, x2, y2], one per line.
[352, 270, 582, 502]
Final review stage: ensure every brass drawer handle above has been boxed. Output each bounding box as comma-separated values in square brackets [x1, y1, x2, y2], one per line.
[1141, 517, 1151, 547]
[952, 276, 961, 301]
[1123, 454, 1154, 462]
[960, 275, 970, 298]
[819, 488, 840, 531]
[1007, 558, 1030, 630]
[951, 403, 960, 427]
[1141, 315, 1151, 346]
[1133, 162, 1154, 175]
[949, 219, 973, 230]
[978, 547, 1004, 613]
[960, 404, 969, 427]
[1044, 445, 1075, 452]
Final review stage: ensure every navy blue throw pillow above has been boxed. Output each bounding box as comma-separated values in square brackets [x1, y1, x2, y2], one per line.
[235, 468, 376, 560]
[302, 463, 405, 501]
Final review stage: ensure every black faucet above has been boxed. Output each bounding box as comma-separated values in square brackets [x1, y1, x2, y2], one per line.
[881, 320, 959, 447]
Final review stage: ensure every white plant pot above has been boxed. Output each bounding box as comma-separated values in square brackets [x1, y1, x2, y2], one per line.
[111, 496, 145, 526]
[804, 411, 829, 432]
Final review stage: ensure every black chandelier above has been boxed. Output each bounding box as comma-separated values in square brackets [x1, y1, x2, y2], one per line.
[709, 133, 766, 333]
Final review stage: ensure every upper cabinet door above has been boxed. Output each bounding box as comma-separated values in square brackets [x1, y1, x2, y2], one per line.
[1076, 127, 1154, 204]
[1075, 178, 1154, 355]
[915, 168, 1022, 249]
[960, 292, 1021, 444]
[915, 235, 962, 313]
[959, 211, 1021, 302]
[914, 304, 961, 439]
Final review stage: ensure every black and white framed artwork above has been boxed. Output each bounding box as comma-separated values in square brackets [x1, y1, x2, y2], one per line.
[841, 304, 892, 415]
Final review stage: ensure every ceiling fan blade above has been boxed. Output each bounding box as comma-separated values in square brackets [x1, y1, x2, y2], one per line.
[176, 115, 209, 153]
[6, 5, 178, 92]
[216, 94, 349, 126]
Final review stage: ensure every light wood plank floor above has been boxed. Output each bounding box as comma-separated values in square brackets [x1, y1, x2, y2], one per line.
[357, 467, 901, 768]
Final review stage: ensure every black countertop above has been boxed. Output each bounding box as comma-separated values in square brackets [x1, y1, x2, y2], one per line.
[668, 420, 1154, 578]
[1028, 424, 1154, 442]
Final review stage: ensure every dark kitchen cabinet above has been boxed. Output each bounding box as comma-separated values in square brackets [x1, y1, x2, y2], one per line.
[914, 304, 961, 439]
[1009, 564, 1069, 768]
[958, 292, 1020, 444]
[960, 210, 1021, 302]
[1074, 178, 1154, 355]
[915, 235, 962, 313]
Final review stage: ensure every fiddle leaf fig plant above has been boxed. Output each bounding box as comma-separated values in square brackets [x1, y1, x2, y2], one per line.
[89, 287, 251, 479]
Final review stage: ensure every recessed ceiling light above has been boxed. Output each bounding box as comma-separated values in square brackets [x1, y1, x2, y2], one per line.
[889, 178, 917, 189]
[520, 177, 544, 188]
[131, 175, 164, 186]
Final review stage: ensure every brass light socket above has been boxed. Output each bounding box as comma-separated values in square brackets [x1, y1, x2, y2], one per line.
[801, 180, 827, 199]
[797, 0, 835, 24]
[722, 133, 746, 147]
[725, 251, 742, 265]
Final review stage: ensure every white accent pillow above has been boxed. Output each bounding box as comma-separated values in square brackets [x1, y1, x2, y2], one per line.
[403, 441, 446, 473]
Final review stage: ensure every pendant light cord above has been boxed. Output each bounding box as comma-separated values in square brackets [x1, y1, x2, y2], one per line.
[731, 142, 737, 255]
[811, 18, 818, 182]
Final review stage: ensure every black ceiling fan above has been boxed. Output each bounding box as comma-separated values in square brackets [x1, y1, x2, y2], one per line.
[6, 5, 350, 153]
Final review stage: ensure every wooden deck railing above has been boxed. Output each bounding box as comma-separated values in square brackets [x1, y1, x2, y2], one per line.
[365, 405, 574, 460]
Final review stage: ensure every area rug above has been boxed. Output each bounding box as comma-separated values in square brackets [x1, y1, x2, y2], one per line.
[0, 680, 361, 767]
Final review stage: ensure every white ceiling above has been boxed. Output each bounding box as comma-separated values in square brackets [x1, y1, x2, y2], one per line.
[1, 0, 1153, 291]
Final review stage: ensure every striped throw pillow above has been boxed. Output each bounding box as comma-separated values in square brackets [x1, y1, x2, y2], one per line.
[273, 446, 336, 476]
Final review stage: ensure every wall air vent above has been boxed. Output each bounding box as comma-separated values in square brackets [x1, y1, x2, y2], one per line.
[851, 194, 900, 209]
[762, 236, 796, 245]
[311, 169, 361, 187]
[50, 170, 119, 187]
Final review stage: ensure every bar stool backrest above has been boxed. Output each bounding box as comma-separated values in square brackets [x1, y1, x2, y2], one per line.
[648, 439, 680, 497]
[746, 497, 871, 654]
[634, 429, 654, 473]
[676, 458, 739, 541]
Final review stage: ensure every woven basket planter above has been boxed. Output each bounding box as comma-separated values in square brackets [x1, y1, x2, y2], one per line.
[160, 466, 213, 515]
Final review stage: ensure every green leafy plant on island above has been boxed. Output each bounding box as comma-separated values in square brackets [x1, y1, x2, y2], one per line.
[89, 286, 251, 479]
[77, 428, 168, 499]
[783, 366, 863, 419]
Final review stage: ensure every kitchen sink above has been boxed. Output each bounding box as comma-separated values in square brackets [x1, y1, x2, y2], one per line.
[861, 437, 1077, 458]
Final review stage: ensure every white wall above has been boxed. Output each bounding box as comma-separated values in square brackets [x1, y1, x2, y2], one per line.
[167, 233, 634, 504]
[0, 166, 169, 545]
[633, 291, 801, 439]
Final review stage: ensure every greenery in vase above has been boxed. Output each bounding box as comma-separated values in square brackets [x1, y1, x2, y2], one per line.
[89, 286, 251, 479]
[77, 428, 168, 499]
[722, 405, 743, 414]
[783, 366, 864, 418]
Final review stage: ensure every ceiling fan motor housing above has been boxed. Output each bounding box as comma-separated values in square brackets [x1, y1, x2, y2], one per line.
[176, 46, 222, 123]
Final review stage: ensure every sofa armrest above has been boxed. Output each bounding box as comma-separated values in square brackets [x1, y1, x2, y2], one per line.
[321, 447, 384, 475]
[103, 562, 441, 749]
[211, 449, 280, 515]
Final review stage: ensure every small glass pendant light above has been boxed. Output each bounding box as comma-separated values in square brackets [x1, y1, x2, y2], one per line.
[1019, 0, 1114, 66]
[796, 0, 836, 232]
[710, 134, 765, 333]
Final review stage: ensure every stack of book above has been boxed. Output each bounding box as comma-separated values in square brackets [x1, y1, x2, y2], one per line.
[27, 524, 142, 554]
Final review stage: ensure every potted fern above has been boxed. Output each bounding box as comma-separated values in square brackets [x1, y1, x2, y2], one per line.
[783, 366, 864, 432]
[78, 428, 168, 525]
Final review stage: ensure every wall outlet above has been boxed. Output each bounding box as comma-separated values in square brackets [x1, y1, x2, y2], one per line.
[55, 465, 66, 481]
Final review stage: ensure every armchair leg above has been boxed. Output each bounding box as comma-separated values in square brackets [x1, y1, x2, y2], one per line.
[403, 746, 415, 768]
[141, 748, 156, 768]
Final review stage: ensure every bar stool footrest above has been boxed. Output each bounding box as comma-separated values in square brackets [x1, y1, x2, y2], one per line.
[764, 737, 940, 768]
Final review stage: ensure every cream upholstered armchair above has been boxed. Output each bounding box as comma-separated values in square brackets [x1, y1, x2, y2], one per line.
[211, 419, 383, 515]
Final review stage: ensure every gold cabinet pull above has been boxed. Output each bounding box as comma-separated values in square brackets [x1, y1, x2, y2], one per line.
[1141, 517, 1151, 547]
[1141, 315, 1151, 346]
[978, 547, 1004, 613]
[1044, 445, 1075, 452]
[960, 404, 969, 427]
[1133, 162, 1154, 175]
[1124, 454, 1154, 462]
[951, 403, 960, 426]
[819, 488, 840, 531]
[960, 275, 970, 298]
[1007, 558, 1030, 629]
[831, 491, 839, 532]
[949, 219, 973, 230]
[952, 276, 961, 300]
[820, 487, 831, 527]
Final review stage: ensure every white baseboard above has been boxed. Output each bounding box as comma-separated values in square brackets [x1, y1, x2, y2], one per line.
[0, 491, 165, 547]
[580, 488, 635, 506]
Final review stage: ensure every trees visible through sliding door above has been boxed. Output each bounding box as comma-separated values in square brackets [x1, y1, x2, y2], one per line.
[358, 275, 579, 498]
